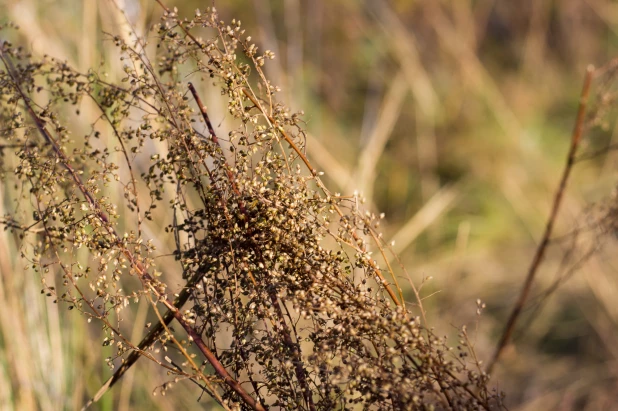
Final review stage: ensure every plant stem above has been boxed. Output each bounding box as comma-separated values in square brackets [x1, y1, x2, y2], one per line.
[486, 65, 594, 375]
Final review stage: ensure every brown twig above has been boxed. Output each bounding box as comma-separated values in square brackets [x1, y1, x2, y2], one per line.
[486, 65, 595, 375]
[188, 82, 220, 145]
[156, 294, 267, 411]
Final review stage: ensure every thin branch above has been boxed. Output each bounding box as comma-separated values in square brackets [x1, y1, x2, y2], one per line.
[486, 65, 595, 375]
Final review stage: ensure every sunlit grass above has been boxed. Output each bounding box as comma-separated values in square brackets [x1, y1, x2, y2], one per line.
[1, 0, 618, 409]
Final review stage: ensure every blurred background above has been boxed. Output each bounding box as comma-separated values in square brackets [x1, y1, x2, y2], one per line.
[2, 0, 618, 409]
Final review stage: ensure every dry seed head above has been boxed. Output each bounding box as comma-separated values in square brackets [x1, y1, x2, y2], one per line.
[0, 7, 503, 410]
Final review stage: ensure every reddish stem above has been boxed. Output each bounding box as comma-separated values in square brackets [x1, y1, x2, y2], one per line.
[486, 65, 595, 375]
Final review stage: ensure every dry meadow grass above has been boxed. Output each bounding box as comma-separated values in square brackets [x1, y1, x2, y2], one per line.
[1, 1, 618, 410]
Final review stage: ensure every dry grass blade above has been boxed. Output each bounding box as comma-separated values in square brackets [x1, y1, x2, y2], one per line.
[390, 184, 460, 256]
[367, 0, 439, 119]
[352, 70, 408, 200]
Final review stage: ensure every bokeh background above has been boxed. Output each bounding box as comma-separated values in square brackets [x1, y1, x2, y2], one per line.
[2, 0, 618, 409]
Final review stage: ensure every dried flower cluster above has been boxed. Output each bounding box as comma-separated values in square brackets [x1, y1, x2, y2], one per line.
[0, 4, 502, 410]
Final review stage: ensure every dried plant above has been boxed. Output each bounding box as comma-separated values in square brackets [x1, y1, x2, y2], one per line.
[0, 3, 503, 410]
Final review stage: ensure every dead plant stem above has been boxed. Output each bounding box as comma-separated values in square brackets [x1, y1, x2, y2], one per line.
[486, 65, 595, 375]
